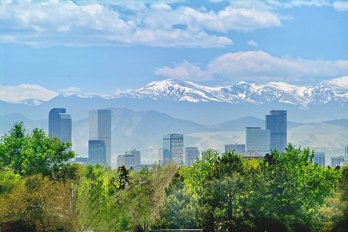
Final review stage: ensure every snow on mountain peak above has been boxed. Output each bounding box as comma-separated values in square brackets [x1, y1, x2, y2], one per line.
[8, 77, 347, 107]
[130, 77, 348, 105]
[322, 76, 348, 88]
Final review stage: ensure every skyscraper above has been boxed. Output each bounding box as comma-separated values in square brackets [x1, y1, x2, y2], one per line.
[163, 134, 184, 164]
[265, 110, 287, 152]
[88, 140, 106, 164]
[48, 108, 72, 144]
[185, 146, 200, 165]
[89, 109, 111, 166]
[245, 127, 270, 153]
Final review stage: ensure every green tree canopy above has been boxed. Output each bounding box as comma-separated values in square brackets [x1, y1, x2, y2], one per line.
[0, 122, 76, 178]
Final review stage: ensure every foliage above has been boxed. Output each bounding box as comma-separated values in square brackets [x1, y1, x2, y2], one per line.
[320, 166, 348, 231]
[0, 123, 347, 231]
[77, 163, 179, 231]
[0, 122, 76, 178]
[0, 174, 79, 231]
[155, 146, 341, 232]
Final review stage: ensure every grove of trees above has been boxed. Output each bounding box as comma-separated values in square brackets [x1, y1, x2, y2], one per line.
[0, 122, 347, 231]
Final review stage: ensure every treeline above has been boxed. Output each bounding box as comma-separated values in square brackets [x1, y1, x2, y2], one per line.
[0, 123, 347, 231]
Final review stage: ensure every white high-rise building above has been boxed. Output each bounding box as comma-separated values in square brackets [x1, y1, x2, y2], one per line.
[163, 134, 184, 164]
[89, 109, 111, 166]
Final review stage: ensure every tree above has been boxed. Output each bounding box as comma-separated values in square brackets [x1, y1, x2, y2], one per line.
[155, 146, 341, 231]
[0, 122, 76, 179]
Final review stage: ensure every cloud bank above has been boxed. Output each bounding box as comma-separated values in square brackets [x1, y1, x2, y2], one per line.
[0, 84, 58, 103]
[0, 0, 284, 47]
[155, 51, 348, 83]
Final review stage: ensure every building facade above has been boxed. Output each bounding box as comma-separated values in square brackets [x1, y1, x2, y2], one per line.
[265, 110, 287, 152]
[313, 152, 325, 167]
[225, 144, 245, 154]
[88, 140, 106, 164]
[48, 108, 72, 144]
[245, 127, 270, 153]
[89, 109, 111, 166]
[163, 134, 184, 164]
[117, 150, 141, 169]
[331, 156, 344, 167]
[185, 146, 200, 165]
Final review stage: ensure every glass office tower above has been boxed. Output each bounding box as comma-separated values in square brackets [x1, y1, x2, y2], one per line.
[48, 108, 72, 144]
[245, 127, 270, 153]
[88, 140, 106, 164]
[89, 109, 111, 166]
[265, 110, 287, 152]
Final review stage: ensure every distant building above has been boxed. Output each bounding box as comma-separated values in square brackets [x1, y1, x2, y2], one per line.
[48, 108, 72, 144]
[185, 146, 200, 165]
[158, 148, 164, 164]
[331, 156, 345, 167]
[88, 140, 106, 164]
[73, 157, 89, 165]
[225, 144, 245, 154]
[245, 127, 270, 153]
[89, 109, 111, 166]
[117, 149, 141, 168]
[265, 110, 287, 152]
[313, 152, 325, 167]
[241, 152, 265, 159]
[163, 134, 184, 164]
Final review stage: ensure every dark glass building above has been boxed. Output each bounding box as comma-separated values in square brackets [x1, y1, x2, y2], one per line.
[88, 140, 106, 164]
[48, 108, 72, 144]
[265, 110, 287, 152]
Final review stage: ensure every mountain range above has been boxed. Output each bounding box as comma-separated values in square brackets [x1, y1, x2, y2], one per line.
[1, 77, 348, 124]
[1, 77, 347, 164]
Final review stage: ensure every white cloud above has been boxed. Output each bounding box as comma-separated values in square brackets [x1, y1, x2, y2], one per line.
[155, 60, 210, 81]
[228, 0, 331, 9]
[0, 0, 284, 47]
[247, 40, 258, 46]
[0, 84, 58, 103]
[333, 1, 348, 11]
[155, 51, 348, 83]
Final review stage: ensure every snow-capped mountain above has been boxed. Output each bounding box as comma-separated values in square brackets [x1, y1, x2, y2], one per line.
[119, 76, 348, 107]
[130, 79, 225, 102]
[2, 76, 348, 124]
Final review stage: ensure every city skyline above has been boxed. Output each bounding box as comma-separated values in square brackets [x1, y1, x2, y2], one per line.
[43, 106, 346, 167]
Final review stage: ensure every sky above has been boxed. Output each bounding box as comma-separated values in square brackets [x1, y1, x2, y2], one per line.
[0, 0, 348, 103]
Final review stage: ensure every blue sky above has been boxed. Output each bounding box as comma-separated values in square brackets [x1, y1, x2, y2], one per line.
[0, 0, 348, 102]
